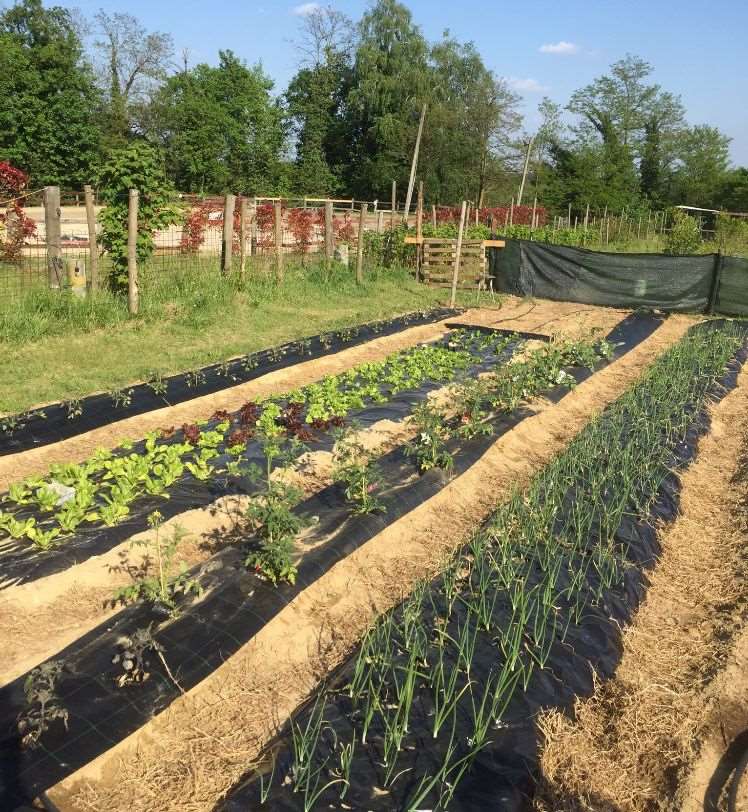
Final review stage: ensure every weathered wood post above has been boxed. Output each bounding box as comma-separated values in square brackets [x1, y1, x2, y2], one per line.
[404, 104, 426, 222]
[431, 204, 436, 229]
[84, 184, 99, 291]
[390, 181, 396, 230]
[324, 199, 334, 261]
[449, 201, 467, 309]
[44, 185, 62, 289]
[221, 193, 235, 275]
[415, 181, 424, 281]
[250, 198, 258, 256]
[356, 203, 367, 284]
[128, 188, 139, 315]
[239, 197, 248, 279]
[274, 200, 283, 279]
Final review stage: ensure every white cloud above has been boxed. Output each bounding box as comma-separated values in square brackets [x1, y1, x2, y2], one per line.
[506, 77, 549, 93]
[292, 2, 320, 15]
[539, 41, 579, 55]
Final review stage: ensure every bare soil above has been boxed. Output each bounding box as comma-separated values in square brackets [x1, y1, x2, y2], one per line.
[49, 314, 692, 812]
[534, 364, 748, 812]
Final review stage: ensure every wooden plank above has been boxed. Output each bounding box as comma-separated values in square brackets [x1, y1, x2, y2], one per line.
[483, 239, 505, 247]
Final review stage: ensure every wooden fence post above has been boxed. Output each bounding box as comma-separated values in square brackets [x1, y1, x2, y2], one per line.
[250, 198, 258, 256]
[128, 188, 139, 315]
[274, 200, 283, 279]
[239, 197, 248, 279]
[221, 193, 235, 275]
[509, 198, 514, 227]
[390, 181, 396, 230]
[44, 185, 62, 289]
[377, 210, 384, 233]
[84, 184, 99, 291]
[404, 103, 426, 221]
[431, 204, 437, 229]
[324, 199, 334, 260]
[449, 201, 467, 309]
[356, 203, 367, 284]
[415, 181, 423, 281]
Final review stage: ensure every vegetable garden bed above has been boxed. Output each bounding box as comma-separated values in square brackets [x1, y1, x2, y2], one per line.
[0, 307, 459, 457]
[215, 319, 748, 812]
[0, 314, 656, 808]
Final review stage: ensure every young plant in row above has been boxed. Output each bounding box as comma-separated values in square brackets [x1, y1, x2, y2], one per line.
[331, 426, 386, 515]
[112, 511, 202, 616]
[244, 410, 308, 585]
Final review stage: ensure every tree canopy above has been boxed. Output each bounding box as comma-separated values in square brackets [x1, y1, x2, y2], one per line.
[0, 0, 742, 214]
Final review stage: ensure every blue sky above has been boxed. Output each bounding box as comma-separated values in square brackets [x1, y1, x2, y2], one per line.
[65, 0, 748, 164]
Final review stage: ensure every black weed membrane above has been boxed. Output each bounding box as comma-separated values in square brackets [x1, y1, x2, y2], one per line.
[217, 319, 748, 812]
[0, 325, 520, 590]
[0, 307, 459, 457]
[0, 313, 662, 808]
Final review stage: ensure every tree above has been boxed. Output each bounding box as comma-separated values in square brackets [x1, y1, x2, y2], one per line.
[568, 54, 684, 152]
[146, 51, 285, 194]
[722, 168, 748, 212]
[567, 54, 684, 208]
[669, 125, 731, 207]
[0, 0, 102, 186]
[93, 11, 173, 143]
[293, 4, 355, 67]
[285, 6, 354, 195]
[345, 0, 430, 198]
[424, 35, 520, 204]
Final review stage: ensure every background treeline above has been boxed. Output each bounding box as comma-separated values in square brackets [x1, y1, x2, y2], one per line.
[1, 0, 747, 213]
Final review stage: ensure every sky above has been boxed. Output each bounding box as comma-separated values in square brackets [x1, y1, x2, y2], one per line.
[63, 0, 748, 165]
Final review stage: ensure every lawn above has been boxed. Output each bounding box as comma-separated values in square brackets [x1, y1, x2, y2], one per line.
[0, 257, 495, 414]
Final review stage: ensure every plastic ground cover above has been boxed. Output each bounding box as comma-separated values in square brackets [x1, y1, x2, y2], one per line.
[0, 314, 663, 808]
[0, 307, 460, 457]
[0, 328, 518, 590]
[221, 319, 747, 812]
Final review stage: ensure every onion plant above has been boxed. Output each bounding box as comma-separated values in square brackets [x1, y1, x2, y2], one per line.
[253, 321, 745, 810]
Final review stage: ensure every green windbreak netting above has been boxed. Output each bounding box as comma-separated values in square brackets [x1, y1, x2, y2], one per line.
[490, 239, 717, 312]
[716, 256, 748, 316]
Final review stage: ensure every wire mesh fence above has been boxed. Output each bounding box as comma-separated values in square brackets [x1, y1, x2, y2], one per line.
[1, 188, 718, 307]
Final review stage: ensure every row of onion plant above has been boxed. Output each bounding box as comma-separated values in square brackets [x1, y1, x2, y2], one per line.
[245, 320, 745, 811]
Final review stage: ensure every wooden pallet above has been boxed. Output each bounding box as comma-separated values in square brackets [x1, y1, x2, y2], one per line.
[421, 238, 488, 289]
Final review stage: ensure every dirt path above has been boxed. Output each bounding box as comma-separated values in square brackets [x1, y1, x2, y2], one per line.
[48, 315, 693, 812]
[534, 363, 748, 812]
[0, 299, 625, 491]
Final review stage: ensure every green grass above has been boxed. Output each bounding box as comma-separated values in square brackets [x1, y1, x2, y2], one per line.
[0, 256, 498, 415]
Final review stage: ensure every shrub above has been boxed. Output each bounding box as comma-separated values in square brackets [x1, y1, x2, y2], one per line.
[97, 142, 183, 291]
[664, 209, 701, 255]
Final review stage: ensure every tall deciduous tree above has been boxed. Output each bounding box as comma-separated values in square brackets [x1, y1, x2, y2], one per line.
[0, 0, 101, 186]
[345, 0, 429, 198]
[93, 10, 173, 144]
[285, 6, 354, 195]
[424, 35, 520, 204]
[146, 50, 285, 194]
[566, 54, 685, 208]
[670, 125, 731, 207]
